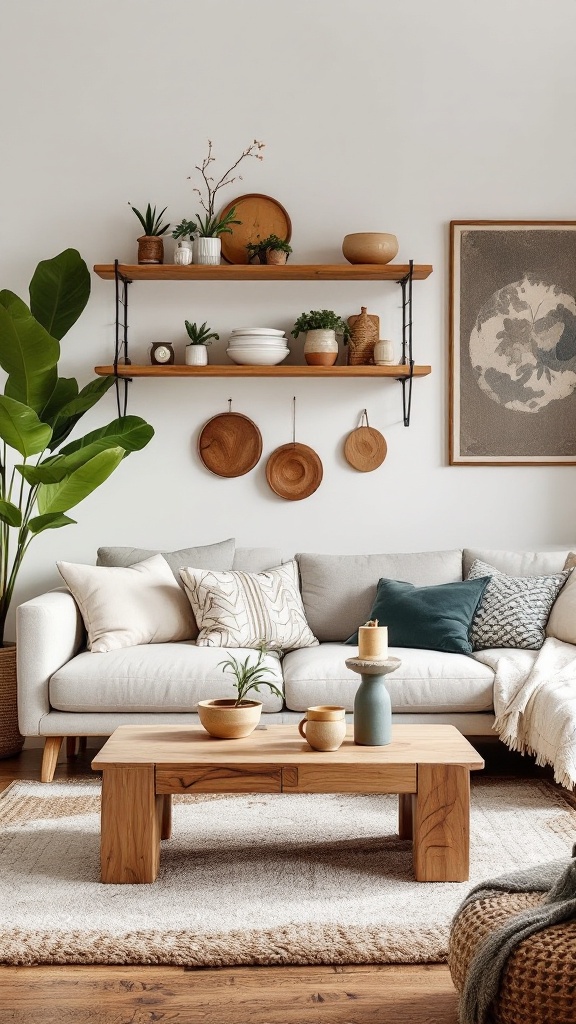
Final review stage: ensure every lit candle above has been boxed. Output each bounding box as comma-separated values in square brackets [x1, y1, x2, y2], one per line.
[358, 620, 388, 660]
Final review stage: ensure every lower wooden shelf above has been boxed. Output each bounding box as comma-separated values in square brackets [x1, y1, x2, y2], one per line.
[94, 364, 431, 379]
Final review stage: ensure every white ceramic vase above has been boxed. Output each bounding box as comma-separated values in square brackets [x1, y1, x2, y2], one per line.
[174, 239, 193, 266]
[185, 345, 208, 366]
[304, 329, 338, 367]
[193, 237, 221, 265]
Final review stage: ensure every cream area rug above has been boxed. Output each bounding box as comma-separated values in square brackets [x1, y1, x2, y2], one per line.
[1, 779, 575, 967]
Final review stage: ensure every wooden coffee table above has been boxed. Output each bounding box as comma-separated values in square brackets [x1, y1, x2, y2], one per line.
[92, 723, 484, 884]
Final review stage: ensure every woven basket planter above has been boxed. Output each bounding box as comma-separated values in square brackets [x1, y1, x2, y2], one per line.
[449, 890, 576, 1023]
[137, 235, 164, 265]
[0, 643, 23, 759]
[265, 249, 288, 266]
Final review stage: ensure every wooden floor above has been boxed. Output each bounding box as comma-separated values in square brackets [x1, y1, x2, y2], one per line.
[0, 738, 553, 1024]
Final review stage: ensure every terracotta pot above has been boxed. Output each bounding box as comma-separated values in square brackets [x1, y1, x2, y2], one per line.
[0, 643, 23, 759]
[342, 232, 398, 265]
[197, 699, 262, 739]
[137, 235, 164, 265]
[265, 249, 288, 266]
[304, 329, 338, 366]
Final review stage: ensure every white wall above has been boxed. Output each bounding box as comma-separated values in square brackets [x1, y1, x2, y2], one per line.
[2, 0, 576, 630]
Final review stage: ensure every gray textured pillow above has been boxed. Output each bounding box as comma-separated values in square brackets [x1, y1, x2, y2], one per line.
[467, 558, 570, 651]
[97, 538, 236, 580]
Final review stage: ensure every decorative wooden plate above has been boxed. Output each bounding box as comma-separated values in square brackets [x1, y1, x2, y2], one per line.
[198, 412, 262, 477]
[219, 194, 292, 265]
[266, 443, 323, 501]
[344, 425, 387, 472]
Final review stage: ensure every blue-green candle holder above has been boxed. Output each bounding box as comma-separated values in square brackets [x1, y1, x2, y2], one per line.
[345, 657, 402, 746]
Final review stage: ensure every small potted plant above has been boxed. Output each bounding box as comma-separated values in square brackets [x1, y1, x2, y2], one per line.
[129, 203, 170, 264]
[184, 320, 219, 365]
[247, 234, 292, 266]
[198, 645, 283, 738]
[291, 309, 351, 366]
[172, 218, 197, 266]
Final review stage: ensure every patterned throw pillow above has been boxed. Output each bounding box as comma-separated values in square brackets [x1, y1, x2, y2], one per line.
[179, 560, 319, 651]
[467, 558, 569, 651]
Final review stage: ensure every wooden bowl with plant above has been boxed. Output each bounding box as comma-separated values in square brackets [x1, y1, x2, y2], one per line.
[246, 234, 293, 266]
[198, 645, 283, 738]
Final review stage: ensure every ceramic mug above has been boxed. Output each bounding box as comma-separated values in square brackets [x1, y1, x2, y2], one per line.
[298, 705, 347, 751]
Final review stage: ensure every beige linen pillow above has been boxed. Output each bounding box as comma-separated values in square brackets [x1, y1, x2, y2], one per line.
[179, 560, 319, 651]
[546, 555, 576, 644]
[57, 555, 196, 653]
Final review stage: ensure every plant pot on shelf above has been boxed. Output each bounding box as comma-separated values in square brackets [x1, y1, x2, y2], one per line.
[304, 329, 338, 367]
[193, 237, 221, 266]
[137, 235, 165, 265]
[185, 344, 208, 366]
[174, 239, 193, 266]
[265, 249, 288, 266]
[0, 643, 23, 759]
[197, 699, 262, 739]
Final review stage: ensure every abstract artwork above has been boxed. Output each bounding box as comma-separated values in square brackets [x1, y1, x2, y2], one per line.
[450, 222, 576, 464]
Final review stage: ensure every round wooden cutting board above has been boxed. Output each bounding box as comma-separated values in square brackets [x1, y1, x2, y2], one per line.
[344, 425, 387, 472]
[198, 412, 262, 477]
[266, 442, 323, 500]
[219, 193, 292, 264]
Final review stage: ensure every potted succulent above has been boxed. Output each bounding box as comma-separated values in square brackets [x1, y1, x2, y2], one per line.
[184, 320, 219, 365]
[0, 249, 154, 758]
[188, 138, 265, 265]
[172, 219, 197, 266]
[291, 309, 351, 366]
[198, 645, 283, 739]
[129, 203, 170, 264]
[246, 234, 292, 266]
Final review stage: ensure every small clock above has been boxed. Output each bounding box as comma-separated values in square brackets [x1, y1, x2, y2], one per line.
[151, 342, 175, 365]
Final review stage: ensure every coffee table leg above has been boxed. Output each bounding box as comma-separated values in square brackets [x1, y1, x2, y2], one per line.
[398, 794, 414, 839]
[161, 794, 172, 840]
[100, 766, 162, 883]
[413, 764, 470, 882]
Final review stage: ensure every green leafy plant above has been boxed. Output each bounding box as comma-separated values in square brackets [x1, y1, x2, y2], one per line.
[291, 310, 351, 339]
[171, 218, 197, 241]
[246, 234, 292, 262]
[129, 203, 170, 237]
[218, 644, 284, 706]
[184, 320, 219, 346]
[188, 138, 265, 237]
[0, 249, 154, 644]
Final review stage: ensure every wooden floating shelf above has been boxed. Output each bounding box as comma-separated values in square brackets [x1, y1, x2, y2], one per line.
[94, 364, 432, 379]
[93, 263, 433, 282]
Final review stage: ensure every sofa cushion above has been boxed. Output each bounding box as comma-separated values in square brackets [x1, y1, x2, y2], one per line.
[282, 643, 494, 713]
[296, 550, 464, 642]
[97, 538, 236, 578]
[546, 569, 576, 644]
[468, 558, 569, 651]
[233, 548, 284, 572]
[49, 643, 284, 713]
[57, 555, 196, 653]
[180, 560, 319, 652]
[463, 548, 571, 578]
[345, 576, 491, 655]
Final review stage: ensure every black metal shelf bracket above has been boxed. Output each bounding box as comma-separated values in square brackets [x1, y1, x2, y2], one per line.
[113, 259, 131, 418]
[397, 258, 415, 427]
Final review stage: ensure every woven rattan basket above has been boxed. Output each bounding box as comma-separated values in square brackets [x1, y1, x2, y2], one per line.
[449, 891, 576, 1024]
[0, 643, 23, 758]
[347, 307, 378, 365]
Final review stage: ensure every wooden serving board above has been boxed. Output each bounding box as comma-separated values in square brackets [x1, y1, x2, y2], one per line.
[344, 425, 387, 472]
[198, 412, 262, 477]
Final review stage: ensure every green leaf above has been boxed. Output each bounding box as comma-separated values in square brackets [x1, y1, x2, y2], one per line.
[15, 462, 70, 485]
[59, 415, 154, 456]
[29, 249, 91, 341]
[27, 512, 76, 535]
[36, 446, 125, 515]
[40, 377, 79, 426]
[0, 395, 52, 457]
[0, 295, 59, 413]
[48, 376, 115, 451]
[0, 499, 22, 528]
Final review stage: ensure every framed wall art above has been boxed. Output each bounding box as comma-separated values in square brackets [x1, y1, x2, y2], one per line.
[450, 221, 576, 465]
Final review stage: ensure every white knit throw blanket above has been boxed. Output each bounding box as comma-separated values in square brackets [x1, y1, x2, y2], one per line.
[475, 638, 576, 790]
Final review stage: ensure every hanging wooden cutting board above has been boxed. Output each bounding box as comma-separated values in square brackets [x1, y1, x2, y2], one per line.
[266, 443, 323, 500]
[199, 412, 262, 477]
[344, 425, 387, 472]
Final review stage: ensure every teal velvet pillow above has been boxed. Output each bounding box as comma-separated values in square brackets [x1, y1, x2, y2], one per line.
[345, 576, 491, 655]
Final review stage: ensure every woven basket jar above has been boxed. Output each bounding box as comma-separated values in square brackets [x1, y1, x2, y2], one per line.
[347, 307, 378, 365]
[0, 643, 23, 758]
[137, 235, 164, 265]
[265, 249, 288, 266]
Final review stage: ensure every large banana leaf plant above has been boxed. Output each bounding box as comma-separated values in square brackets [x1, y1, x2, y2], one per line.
[0, 249, 154, 645]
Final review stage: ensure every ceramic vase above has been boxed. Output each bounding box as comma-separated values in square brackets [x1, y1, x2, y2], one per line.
[304, 329, 338, 367]
[193, 237, 221, 265]
[185, 345, 208, 366]
[137, 235, 164, 265]
[353, 673, 392, 746]
[174, 239, 193, 266]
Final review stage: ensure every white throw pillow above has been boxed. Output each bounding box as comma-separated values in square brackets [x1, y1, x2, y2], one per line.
[546, 557, 576, 644]
[57, 555, 196, 653]
[179, 560, 319, 651]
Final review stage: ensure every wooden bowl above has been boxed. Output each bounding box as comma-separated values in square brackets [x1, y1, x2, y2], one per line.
[342, 233, 398, 265]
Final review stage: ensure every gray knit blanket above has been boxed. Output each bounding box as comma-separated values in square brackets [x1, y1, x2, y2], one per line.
[454, 843, 576, 1024]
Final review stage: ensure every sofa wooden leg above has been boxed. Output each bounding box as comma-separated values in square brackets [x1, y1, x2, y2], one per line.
[41, 737, 63, 783]
[66, 736, 78, 760]
[78, 736, 87, 753]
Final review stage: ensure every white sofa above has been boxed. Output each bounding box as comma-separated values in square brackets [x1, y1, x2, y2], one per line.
[16, 544, 574, 781]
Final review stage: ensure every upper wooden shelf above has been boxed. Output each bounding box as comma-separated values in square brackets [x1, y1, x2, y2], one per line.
[94, 364, 432, 379]
[93, 263, 433, 282]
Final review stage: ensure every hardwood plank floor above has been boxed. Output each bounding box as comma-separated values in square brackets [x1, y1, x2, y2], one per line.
[0, 738, 553, 1024]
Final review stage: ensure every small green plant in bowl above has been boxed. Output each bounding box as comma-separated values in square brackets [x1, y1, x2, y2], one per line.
[291, 310, 351, 339]
[171, 219, 197, 241]
[198, 644, 283, 738]
[218, 644, 284, 707]
[292, 310, 350, 367]
[247, 234, 292, 266]
[129, 203, 170, 264]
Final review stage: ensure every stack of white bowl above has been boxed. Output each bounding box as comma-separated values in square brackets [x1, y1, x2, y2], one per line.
[226, 328, 289, 366]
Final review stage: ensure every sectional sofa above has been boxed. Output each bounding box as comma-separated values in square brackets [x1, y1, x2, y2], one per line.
[16, 542, 575, 782]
